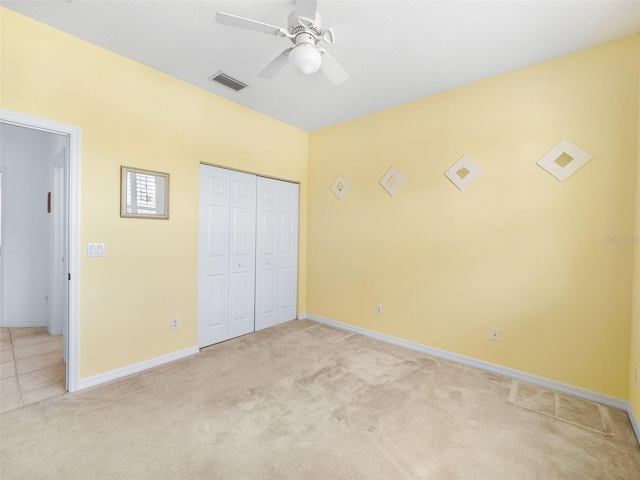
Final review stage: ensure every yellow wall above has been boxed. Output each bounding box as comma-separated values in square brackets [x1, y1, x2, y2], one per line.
[2, 7, 639, 402]
[308, 35, 640, 398]
[0, 8, 308, 378]
[630, 74, 640, 421]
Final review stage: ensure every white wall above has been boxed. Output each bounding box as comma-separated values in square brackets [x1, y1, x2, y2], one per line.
[0, 123, 67, 327]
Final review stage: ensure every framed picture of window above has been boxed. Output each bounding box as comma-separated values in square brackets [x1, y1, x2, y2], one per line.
[120, 166, 169, 219]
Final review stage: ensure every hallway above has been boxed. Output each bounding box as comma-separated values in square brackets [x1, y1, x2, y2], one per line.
[0, 327, 65, 413]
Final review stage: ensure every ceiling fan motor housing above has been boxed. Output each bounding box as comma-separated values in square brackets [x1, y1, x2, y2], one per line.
[287, 10, 323, 44]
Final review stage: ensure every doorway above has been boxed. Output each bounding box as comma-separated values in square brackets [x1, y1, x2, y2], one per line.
[0, 109, 81, 393]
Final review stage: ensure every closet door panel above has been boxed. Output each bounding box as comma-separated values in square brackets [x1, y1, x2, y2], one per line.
[204, 274, 226, 329]
[255, 177, 298, 331]
[255, 182, 279, 331]
[198, 165, 231, 347]
[276, 181, 299, 324]
[228, 172, 256, 339]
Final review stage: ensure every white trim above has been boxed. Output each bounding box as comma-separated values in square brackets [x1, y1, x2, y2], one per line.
[0, 109, 81, 393]
[78, 346, 199, 391]
[0, 168, 4, 328]
[49, 146, 66, 337]
[628, 404, 640, 444]
[2, 321, 47, 328]
[306, 314, 629, 411]
[67, 122, 81, 393]
[297, 313, 308, 320]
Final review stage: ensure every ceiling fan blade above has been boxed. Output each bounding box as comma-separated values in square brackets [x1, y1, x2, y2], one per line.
[323, 16, 392, 44]
[258, 48, 294, 79]
[318, 50, 350, 85]
[296, 0, 318, 20]
[216, 12, 288, 37]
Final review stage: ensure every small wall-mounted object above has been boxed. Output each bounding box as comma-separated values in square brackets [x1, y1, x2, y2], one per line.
[47, 192, 51, 213]
[330, 174, 351, 200]
[87, 243, 105, 257]
[379, 166, 406, 196]
[537, 139, 592, 182]
[445, 155, 482, 190]
[121, 166, 169, 219]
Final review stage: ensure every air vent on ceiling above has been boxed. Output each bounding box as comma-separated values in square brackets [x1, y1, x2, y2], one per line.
[208, 71, 248, 92]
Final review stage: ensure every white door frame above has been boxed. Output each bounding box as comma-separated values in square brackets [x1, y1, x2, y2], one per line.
[50, 146, 66, 338]
[0, 169, 3, 327]
[0, 109, 81, 393]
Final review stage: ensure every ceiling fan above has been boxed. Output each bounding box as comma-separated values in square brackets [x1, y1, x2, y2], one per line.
[216, 0, 392, 85]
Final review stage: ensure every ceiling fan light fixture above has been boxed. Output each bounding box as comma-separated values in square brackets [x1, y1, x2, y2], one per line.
[288, 44, 321, 75]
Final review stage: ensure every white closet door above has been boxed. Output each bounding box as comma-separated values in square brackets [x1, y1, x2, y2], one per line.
[227, 173, 257, 339]
[255, 180, 278, 330]
[275, 180, 299, 324]
[255, 177, 299, 331]
[198, 165, 256, 347]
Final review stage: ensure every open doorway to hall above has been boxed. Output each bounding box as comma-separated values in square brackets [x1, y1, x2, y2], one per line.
[0, 123, 69, 412]
[0, 328, 65, 411]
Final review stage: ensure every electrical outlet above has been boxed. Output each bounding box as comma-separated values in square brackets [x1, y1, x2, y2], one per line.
[171, 317, 179, 330]
[376, 304, 383, 315]
[490, 327, 500, 341]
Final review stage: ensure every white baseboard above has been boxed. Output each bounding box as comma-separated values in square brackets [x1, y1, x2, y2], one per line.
[77, 346, 199, 391]
[2, 321, 47, 328]
[628, 404, 640, 444]
[306, 314, 633, 413]
[297, 313, 308, 320]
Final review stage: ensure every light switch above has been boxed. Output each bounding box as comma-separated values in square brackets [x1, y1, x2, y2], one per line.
[88, 243, 105, 257]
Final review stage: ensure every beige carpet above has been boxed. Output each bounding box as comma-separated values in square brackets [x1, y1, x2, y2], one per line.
[1, 320, 639, 479]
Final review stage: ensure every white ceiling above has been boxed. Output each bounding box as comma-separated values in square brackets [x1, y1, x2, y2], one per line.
[4, 1, 640, 132]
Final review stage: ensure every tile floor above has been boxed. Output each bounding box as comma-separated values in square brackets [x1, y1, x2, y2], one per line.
[1, 327, 66, 414]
